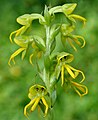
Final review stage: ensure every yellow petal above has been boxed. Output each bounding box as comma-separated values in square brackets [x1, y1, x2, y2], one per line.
[41, 97, 48, 117]
[72, 37, 81, 46]
[8, 48, 26, 66]
[69, 14, 86, 26]
[31, 97, 40, 112]
[61, 66, 64, 86]
[15, 26, 26, 36]
[65, 64, 76, 79]
[9, 30, 17, 43]
[75, 35, 86, 48]
[71, 81, 88, 97]
[65, 64, 85, 83]
[9, 26, 26, 43]
[29, 53, 34, 66]
[68, 38, 77, 51]
[24, 98, 36, 118]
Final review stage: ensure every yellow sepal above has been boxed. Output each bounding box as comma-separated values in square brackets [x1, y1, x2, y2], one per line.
[31, 97, 40, 112]
[71, 81, 88, 97]
[68, 38, 77, 51]
[61, 66, 64, 86]
[69, 14, 86, 26]
[8, 48, 26, 66]
[29, 53, 34, 66]
[74, 35, 86, 48]
[24, 98, 37, 118]
[64, 64, 85, 83]
[9, 26, 25, 43]
[41, 97, 48, 117]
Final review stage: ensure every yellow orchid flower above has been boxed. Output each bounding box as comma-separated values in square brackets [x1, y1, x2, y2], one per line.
[61, 24, 86, 51]
[9, 35, 44, 66]
[9, 14, 46, 43]
[8, 35, 33, 66]
[24, 84, 49, 118]
[56, 52, 85, 86]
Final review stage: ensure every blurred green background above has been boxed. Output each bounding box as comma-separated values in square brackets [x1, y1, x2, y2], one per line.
[0, 0, 98, 120]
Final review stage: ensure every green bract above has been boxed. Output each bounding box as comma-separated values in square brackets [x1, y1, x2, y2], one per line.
[9, 3, 88, 119]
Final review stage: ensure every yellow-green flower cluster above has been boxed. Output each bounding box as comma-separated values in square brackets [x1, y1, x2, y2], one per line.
[8, 3, 88, 119]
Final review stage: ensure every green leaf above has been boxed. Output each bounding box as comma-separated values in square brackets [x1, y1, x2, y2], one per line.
[44, 5, 51, 25]
[33, 35, 45, 51]
[55, 63, 61, 79]
[33, 35, 45, 47]
[61, 35, 67, 47]
[44, 56, 51, 71]
[50, 38, 56, 54]
[51, 90, 57, 107]
[50, 73, 59, 87]
[50, 24, 60, 40]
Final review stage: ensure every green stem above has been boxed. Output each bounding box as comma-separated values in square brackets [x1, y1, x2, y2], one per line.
[43, 25, 54, 120]
[44, 24, 50, 89]
[45, 25, 50, 55]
